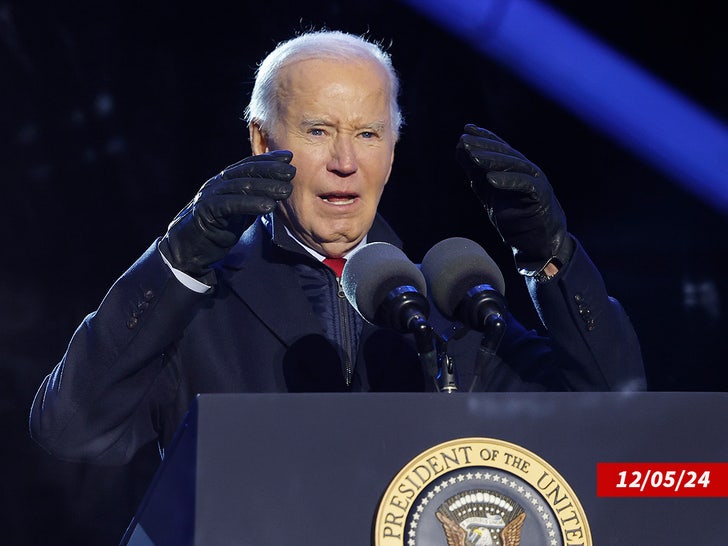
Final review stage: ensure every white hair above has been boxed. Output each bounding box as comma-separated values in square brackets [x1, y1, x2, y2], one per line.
[244, 30, 403, 140]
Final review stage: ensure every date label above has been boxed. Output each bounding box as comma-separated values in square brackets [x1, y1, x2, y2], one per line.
[597, 463, 728, 497]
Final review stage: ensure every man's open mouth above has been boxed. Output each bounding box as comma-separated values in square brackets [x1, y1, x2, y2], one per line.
[320, 193, 357, 205]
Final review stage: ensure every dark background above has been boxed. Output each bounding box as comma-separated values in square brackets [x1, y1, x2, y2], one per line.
[2, 0, 727, 543]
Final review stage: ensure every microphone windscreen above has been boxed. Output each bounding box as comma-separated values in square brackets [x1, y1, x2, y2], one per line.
[341, 242, 427, 323]
[420, 237, 505, 319]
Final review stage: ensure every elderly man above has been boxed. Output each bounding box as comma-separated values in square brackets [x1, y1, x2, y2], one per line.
[30, 30, 644, 465]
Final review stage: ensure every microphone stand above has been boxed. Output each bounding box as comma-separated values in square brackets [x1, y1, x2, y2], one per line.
[433, 335, 457, 393]
[428, 322, 470, 393]
[468, 313, 507, 392]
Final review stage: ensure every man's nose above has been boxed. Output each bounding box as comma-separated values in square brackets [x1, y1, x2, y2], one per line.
[327, 136, 358, 175]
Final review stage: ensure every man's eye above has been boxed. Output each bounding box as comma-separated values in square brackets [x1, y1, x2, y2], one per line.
[309, 128, 325, 136]
[360, 131, 378, 139]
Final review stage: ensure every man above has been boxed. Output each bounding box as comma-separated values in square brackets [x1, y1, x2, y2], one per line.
[30, 30, 644, 465]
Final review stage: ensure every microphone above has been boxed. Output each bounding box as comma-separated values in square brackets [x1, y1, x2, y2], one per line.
[421, 237, 508, 392]
[420, 237, 507, 332]
[341, 242, 429, 333]
[341, 242, 439, 388]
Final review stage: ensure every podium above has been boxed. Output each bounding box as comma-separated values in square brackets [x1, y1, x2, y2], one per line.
[121, 392, 728, 545]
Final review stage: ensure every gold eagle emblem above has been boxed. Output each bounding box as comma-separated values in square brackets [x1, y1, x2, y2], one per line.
[435, 490, 526, 546]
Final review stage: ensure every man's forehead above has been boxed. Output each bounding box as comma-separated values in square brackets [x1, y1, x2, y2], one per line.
[278, 56, 388, 87]
[276, 59, 392, 125]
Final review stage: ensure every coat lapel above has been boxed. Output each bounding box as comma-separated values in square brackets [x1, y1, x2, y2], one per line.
[219, 218, 325, 347]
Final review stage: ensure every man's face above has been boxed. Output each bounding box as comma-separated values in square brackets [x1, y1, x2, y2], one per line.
[250, 57, 396, 258]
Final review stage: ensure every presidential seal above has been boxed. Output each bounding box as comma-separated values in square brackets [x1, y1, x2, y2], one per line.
[374, 438, 591, 546]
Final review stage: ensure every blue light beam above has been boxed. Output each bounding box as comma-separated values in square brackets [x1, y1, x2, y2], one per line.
[400, 0, 728, 213]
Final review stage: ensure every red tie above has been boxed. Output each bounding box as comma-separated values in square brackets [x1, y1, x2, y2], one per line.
[323, 257, 347, 278]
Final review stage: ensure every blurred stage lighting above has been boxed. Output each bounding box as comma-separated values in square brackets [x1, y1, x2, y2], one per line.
[401, 0, 728, 213]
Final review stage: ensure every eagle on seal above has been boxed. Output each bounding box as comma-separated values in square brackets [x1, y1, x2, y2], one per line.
[435, 508, 526, 546]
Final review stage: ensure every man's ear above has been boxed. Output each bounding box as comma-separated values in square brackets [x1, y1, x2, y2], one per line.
[249, 122, 270, 155]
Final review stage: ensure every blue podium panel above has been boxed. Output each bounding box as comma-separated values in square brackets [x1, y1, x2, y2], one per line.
[122, 392, 728, 545]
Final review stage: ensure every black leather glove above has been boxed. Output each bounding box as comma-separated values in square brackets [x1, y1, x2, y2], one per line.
[159, 150, 295, 283]
[456, 124, 574, 276]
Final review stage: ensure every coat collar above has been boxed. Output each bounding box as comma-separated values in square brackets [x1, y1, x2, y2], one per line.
[218, 212, 402, 347]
